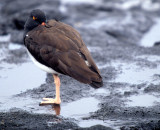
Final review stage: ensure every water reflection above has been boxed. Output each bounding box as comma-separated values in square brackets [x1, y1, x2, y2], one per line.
[40, 104, 61, 115]
[52, 104, 61, 115]
[39, 97, 100, 117]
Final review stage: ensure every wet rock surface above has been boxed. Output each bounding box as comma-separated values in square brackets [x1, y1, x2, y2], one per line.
[0, 0, 160, 129]
[0, 110, 79, 130]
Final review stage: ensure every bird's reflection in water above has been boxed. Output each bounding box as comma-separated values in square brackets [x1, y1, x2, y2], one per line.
[39, 103, 61, 115]
[52, 104, 61, 115]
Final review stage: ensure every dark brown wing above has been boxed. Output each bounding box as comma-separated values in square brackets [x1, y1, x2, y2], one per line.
[24, 20, 103, 87]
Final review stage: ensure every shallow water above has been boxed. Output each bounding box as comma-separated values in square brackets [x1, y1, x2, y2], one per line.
[136, 55, 160, 63]
[79, 119, 106, 128]
[112, 60, 160, 85]
[79, 119, 124, 129]
[92, 88, 109, 95]
[60, 97, 100, 118]
[0, 42, 46, 97]
[8, 43, 22, 50]
[0, 42, 46, 112]
[140, 18, 160, 47]
[0, 35, 11, 42]
[0, 96, 100, 121]
[126, 94, 160, 107]
[0, 62, 46, 97]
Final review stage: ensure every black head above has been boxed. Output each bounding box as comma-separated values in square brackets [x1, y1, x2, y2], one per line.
[24, 9, 46, 31]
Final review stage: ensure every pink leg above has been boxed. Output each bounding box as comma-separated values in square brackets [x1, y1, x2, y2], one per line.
[40, 74, 61, 105]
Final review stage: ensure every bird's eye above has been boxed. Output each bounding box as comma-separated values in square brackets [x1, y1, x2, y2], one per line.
[33, 16, 37, 20]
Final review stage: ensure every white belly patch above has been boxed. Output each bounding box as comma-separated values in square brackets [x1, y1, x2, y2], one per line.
[27, 50, 59, 74]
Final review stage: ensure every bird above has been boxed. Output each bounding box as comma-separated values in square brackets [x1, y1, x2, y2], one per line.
[24, 9, 103, 105]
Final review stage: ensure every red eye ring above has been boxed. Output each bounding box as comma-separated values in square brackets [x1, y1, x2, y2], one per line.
[33, 16, 37, 20]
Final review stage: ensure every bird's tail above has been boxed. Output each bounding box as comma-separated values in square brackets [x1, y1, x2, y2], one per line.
[90, 80, 103, 89]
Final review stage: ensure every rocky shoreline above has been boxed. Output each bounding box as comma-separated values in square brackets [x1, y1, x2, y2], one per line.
[0, 0, 160, 129]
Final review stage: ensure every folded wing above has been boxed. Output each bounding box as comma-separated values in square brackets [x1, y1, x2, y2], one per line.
[24, 20, 103, 87]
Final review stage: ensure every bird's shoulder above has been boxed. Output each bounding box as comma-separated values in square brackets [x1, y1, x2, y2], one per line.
[47, 20, 82, 40]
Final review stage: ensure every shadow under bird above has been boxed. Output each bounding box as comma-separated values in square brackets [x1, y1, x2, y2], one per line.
[23, 9, 103, 105]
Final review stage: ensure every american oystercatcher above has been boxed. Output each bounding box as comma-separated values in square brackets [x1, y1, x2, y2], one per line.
[24, 9, 103, 105]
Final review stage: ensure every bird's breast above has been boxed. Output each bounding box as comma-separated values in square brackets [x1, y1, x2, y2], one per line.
[27, 50, 60, 74]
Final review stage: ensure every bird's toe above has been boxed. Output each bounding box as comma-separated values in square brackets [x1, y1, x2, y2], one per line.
[39, 98, 61, 105]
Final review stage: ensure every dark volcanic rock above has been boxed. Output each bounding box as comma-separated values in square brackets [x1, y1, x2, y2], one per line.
[121, 120, 160, 130]
[81, 125, 114, 130]
[0, 110, 79, 130]
[144, 83, 160, 93]
[154, 41, 160, 46]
